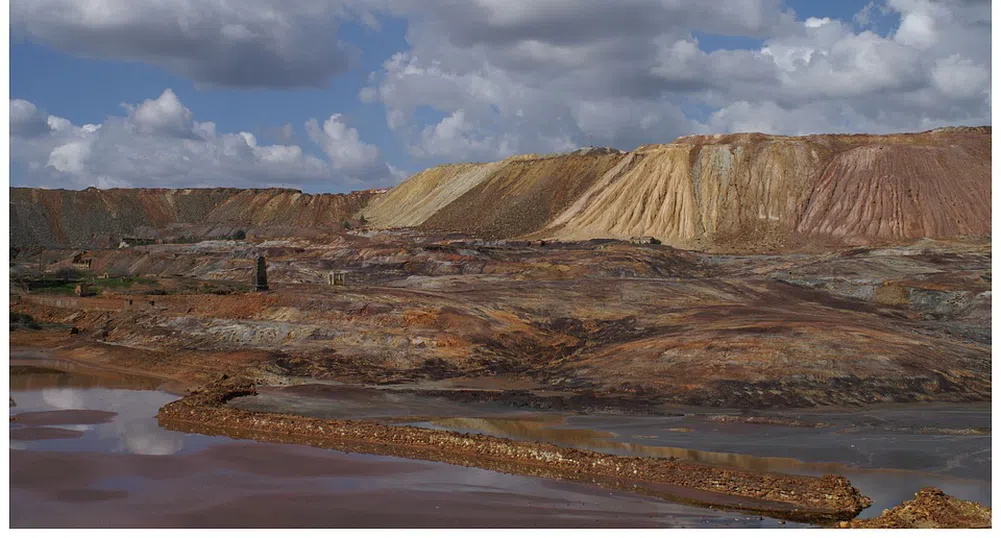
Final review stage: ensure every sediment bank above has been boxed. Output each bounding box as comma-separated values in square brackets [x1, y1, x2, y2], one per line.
[156, 379, 871, 523]
[846, 487, 991, 528]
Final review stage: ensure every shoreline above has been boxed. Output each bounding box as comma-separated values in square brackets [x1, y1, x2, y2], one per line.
[156, 378, 871, 524]
[9, 344, 991, 527]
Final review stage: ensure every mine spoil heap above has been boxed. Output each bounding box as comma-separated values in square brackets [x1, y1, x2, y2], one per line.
[11, 127, 990, 254]
[846, 487, 992, 529]
[9, 187, 376, 249]
[157, 378, 872, 524]
[363, 127, 990, 251]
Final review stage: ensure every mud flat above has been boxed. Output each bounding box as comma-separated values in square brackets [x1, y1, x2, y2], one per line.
[157, 379, 871, 523]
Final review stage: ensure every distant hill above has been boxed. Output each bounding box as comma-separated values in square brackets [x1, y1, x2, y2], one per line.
[10, 127, 990, 252]
[364, 127, 991, 251]
[9, 187, 375, 249]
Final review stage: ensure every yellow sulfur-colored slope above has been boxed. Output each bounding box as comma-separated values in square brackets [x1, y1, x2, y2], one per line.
[544, 139, 825, 248]
[544, 146, 700, 244]
[688, 139, 826, 247]
[360, 161, 509, 228]
[358, 128, 990, 251]
[419, 152, 627, 239]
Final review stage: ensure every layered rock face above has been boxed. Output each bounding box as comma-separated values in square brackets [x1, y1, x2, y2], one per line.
[365, 127, 990, 251]
[10, 187, 375, 248]
[11, 127, 990, 252]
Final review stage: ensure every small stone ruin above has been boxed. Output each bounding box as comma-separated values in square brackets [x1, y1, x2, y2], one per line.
[327, 271, 347, 286]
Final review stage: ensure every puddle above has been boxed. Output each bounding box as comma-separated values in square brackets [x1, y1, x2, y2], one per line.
[10, 426, 86, 441]
[232, 383, 991, 519]
[9, 357, 168, 393]
[407, 414, 991, 519]
[9, 384, 211, 457]
[15, 363, 987, 526]
[232, 384, 554, 421]
[9, 363, 797, 528]
[13, 409, 118, 426]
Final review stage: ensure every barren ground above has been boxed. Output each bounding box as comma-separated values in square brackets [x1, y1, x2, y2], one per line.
[9, 232, 991, 527]
[11, 234, 990, 408]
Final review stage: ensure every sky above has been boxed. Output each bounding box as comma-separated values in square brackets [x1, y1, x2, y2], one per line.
[7, 0, 992, 193]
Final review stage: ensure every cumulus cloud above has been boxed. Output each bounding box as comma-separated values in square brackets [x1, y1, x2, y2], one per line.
[123, 89, 194, 136]
[306, 114, 386, 175]
[10, 0, 363, 88]
[9, 90, 396, 191]
[10, 0, 991, 169]
[357, 0, 989, 159]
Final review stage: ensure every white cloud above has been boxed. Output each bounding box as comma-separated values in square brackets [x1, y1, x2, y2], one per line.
[306, 113, 385, 175]
[932, 54, 991, 100]
[892, 0, 947, 49]
[387, 163, 409, 183]
[47, 140, 94, 174]
[414, 109, 513, 161]
[9, 0, 992, 171]
[123, 89, 193, 136]
[277, 123, 296, 143]
[352, 1, 803, 160]
[804, 17, 832, 28]
[357, 0, 989, 159]
[10, 90, 396, 191]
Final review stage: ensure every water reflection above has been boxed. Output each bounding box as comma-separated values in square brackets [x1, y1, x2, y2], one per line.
[10, 363, 163, 392]
[41, 387, 87, 409]
[428, 417, 846, 475]
[426, 414, 864, 474]
[11, 363, 990, 523]
[419, 416, 991, 517]
[10, 365, 192, 456]
[120, 421, 185, 455]
[241, 383, 990, 516]
[9, 365, 799, 528]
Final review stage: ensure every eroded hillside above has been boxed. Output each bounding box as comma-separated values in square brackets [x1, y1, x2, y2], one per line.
[10, 235, 991, 408]
[366, 128, 990, 251]
[10, 187, 375, 249]
[10, 127, 990, 253]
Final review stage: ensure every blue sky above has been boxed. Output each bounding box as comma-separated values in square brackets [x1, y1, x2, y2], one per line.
[8, 1, 991, 193]
[10, 16, 412, 178]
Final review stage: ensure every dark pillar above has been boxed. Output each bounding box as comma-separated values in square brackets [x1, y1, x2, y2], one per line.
[254, 256, 269, 291]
